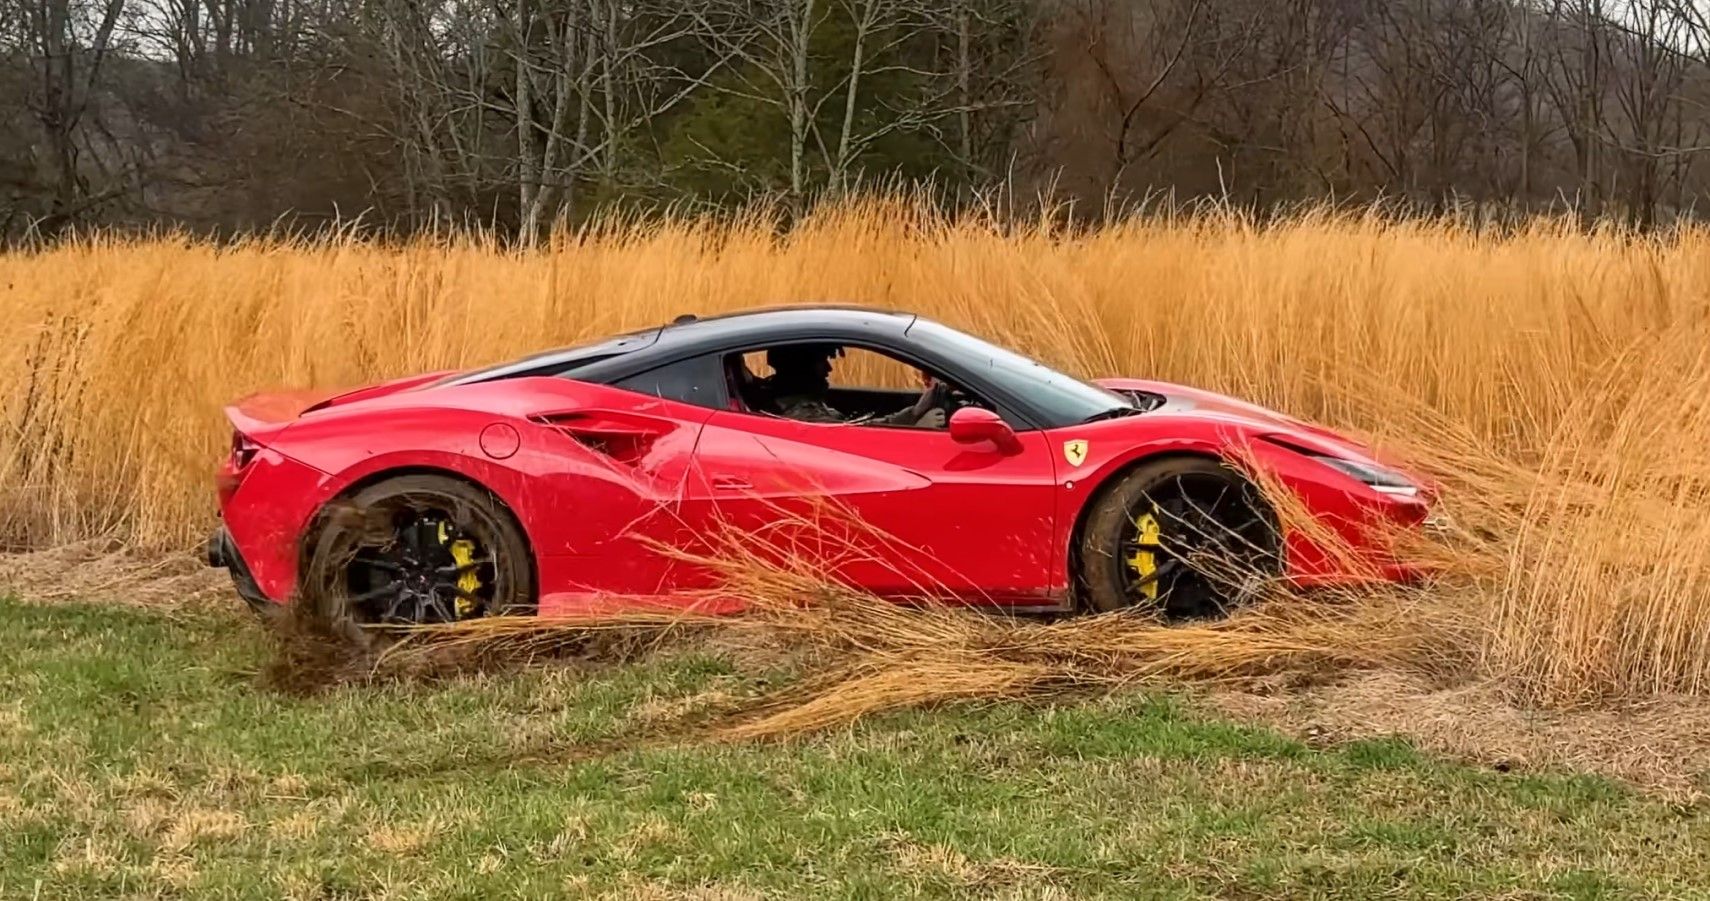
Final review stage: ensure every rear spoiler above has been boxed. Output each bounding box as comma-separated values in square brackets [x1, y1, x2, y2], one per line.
[224, 389, 340, 445]
[299, 370, 458, 416]
[223, 370, 459, 443]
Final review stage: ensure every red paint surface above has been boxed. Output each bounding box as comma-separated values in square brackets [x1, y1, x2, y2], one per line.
[215, 369, 1435, 612]
[478, 423, 521, 459]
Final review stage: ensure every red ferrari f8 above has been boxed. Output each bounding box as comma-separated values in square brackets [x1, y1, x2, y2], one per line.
[207, 306, 1435, 622]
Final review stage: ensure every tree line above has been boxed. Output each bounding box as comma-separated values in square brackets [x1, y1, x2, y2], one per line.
[6, 0, 1710, 241]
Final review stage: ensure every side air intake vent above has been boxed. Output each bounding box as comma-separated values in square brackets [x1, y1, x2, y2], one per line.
[532, 412, 667, 466]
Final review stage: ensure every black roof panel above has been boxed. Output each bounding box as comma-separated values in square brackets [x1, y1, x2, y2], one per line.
[648, 305, 915, 350]
[446, 304, 914, 386]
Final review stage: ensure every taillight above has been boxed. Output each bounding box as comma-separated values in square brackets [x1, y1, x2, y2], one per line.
[218, 432, 261, 501]
[230, 431, 260, 470]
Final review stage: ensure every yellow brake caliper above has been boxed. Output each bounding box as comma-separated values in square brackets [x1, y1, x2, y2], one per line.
[1127, 511, 1163, 601]
[437, 522, 483, 618]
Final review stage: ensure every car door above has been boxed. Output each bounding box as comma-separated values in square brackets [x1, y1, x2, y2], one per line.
[686, 409, 1062, 606]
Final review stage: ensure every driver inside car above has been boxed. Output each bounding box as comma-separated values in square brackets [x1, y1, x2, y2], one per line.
[762, 343, 950, 428]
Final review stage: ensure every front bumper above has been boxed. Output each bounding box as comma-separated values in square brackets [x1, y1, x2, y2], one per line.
[206, 525, 275, 615]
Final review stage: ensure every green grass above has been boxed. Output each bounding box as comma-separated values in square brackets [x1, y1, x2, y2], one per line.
[2, 598, 1707, 900]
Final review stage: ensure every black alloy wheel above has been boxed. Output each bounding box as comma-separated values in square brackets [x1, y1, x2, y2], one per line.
[1077, 457, 1281, 619]
[302, 475, 535, 639]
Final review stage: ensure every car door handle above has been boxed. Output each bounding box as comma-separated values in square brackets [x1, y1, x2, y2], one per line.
[711, 475, 752, 491]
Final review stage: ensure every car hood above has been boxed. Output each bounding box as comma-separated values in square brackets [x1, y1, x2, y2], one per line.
[1092, 377, 1386, 461]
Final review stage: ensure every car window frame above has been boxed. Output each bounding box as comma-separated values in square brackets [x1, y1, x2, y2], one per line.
[583, 323, 1063, 431]
[707, 339, 1020, 431]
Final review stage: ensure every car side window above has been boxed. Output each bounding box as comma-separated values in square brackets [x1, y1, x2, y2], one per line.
[719, 342, 995, 430]
[824, 346, 926, 390]
[612, 355, 728, 409]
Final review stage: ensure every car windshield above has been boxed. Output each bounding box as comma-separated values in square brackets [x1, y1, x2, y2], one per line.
[906, 319, 1133, 424]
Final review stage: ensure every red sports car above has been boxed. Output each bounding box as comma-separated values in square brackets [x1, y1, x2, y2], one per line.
[207, 305, 1435, 623]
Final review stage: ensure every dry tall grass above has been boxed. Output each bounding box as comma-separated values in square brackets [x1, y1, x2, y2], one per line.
[3, 200, 1708, 704]
[295, 511, 1458, 743]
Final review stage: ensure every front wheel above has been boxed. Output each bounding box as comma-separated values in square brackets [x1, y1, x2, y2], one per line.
[1076, 457, 1280, 619]
[300, 474, 535, 641]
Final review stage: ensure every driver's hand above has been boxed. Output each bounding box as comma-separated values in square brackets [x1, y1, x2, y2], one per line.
[914, 408, 947, 430]
[913, 377, 949, 414]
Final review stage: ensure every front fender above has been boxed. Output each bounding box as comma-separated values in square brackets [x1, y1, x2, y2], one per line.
[1047, 417, 1430, 592]
[1048, 425, 1236, 593]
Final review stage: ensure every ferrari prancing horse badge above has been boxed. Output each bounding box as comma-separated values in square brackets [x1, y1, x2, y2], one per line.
[1063, 439, 1089, 466]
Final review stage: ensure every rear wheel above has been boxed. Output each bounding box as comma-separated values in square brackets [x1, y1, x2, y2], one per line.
[1076, 457, 1280, 618]
[301, 475, 534, 639]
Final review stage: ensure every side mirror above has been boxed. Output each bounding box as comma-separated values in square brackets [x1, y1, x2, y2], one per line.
[948, 407, 1020, 452]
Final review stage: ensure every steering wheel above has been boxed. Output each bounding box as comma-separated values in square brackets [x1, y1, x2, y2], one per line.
[923, 379, 979, 418]
[943, 384, 977, 413]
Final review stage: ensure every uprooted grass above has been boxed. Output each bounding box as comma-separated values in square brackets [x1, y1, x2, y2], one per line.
[699, 553, 1463, 742]
[247, 546, 1710, 799]
[1215, 670, 1710, 801]
[269, 510, 1472, 746]
[259, 598, 697, 700]
[0, 540, 229, 609]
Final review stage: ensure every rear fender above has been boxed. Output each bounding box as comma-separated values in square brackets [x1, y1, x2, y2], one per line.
[225, 370, 463, 443]
[229, 379, 715, 602]
[316, 450, 539, 532]
[226, 448, 537, 604]
[300, 370, 458, 415]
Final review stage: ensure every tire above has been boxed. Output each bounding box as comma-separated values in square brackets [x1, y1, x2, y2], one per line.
[1076, 456, 1280, 619]
[300, 474, 536, 638]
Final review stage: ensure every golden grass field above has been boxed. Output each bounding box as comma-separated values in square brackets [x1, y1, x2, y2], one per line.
[3, 200, 1708, 709]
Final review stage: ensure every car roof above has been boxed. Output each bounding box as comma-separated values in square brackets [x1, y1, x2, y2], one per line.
[432, 302, 1143, 430]
[444, 304, 917, 386]
[652, 304, 916, 349]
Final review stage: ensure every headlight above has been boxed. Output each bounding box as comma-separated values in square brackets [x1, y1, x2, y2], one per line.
[1308, 454, 1420, 497]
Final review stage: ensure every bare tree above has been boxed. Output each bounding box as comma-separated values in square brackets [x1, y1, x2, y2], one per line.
[1600, 1, 1695, 224]
[1081, 0, 1206, 191]
[4, 0, 131, 232]
[1539, 0, 1612, 220]
[1496, 0, 1552, 203]
[1037, 0, 1267, 209]
[824, 0, 905, 194]
[687, 0, 823, 209]
[685, 0, 969, 209]
[506, 0, 717, 240]
[16, 0, 1710, 239]
[1322, 0, 1467, 203]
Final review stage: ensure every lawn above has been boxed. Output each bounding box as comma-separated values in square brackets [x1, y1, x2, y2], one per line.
[3, 597, 1707, 900]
